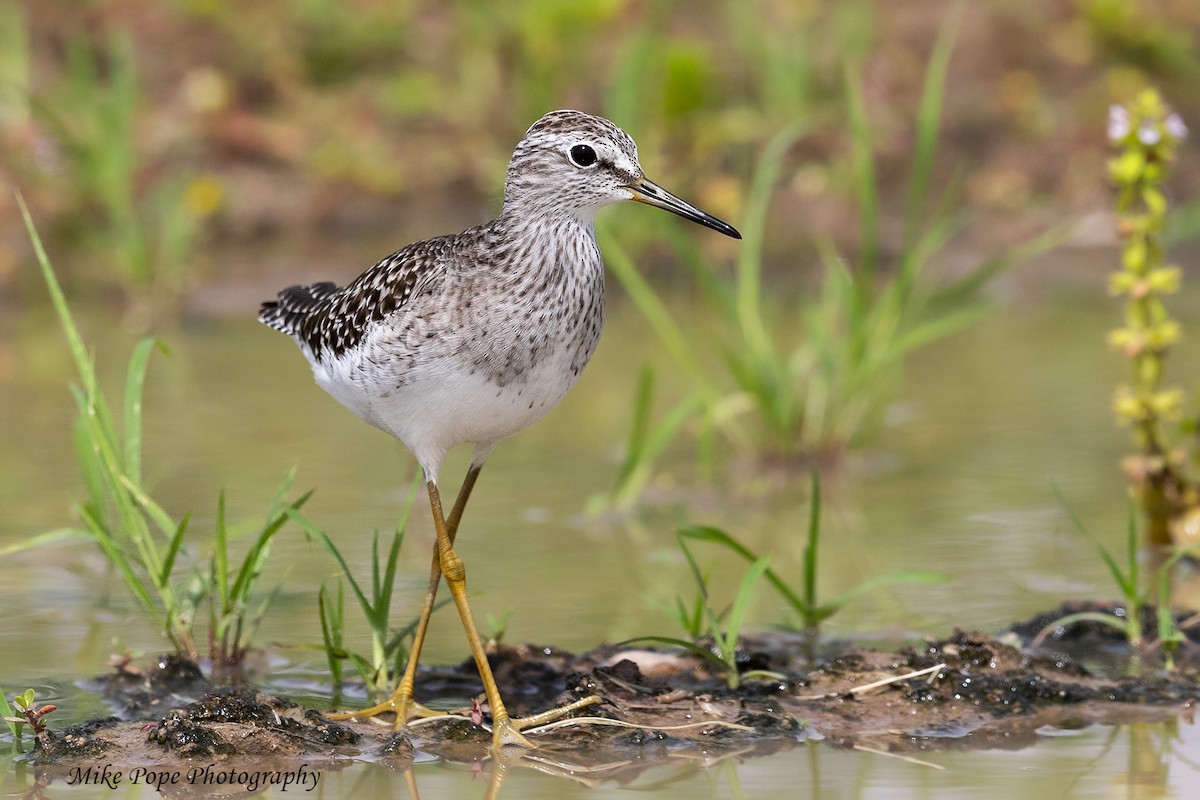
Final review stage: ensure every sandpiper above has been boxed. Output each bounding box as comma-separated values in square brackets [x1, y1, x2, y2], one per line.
[260, 110, 741, 750]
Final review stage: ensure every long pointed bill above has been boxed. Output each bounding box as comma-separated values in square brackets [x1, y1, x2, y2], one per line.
[628, 178, 742, 239]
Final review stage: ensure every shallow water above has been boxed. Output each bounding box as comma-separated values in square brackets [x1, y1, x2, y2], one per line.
[2, 250, 1199, 796]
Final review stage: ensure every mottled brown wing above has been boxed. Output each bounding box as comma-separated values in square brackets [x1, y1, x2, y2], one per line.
[258, 236, 450, 359]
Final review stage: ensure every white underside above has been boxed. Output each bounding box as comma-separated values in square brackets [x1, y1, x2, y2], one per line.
[310, 342, 581, 481]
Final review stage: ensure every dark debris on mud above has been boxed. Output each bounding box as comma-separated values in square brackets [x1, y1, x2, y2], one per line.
[24, 616, 1200, 785]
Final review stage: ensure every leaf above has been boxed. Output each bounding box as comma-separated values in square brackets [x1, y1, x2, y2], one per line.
[817, 570, 946, 621]
[902, 3, 962, 251]
[617, 636, 727, 672]
[159, 513, 190, 587]
[725, 556, 771, 643]
[677, 525, 805, 613]
[0, 528, 92, 556]
[0, 688, 17, 737]
[121, 337, 162, 485]
[1052, 486, 1136, 601]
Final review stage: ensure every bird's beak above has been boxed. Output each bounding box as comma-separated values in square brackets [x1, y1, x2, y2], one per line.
[627, 178, 742, 240]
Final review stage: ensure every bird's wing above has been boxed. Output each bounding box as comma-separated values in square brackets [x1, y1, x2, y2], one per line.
[258, 235, 452, 360]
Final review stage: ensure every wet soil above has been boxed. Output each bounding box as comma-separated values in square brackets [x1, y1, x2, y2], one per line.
[21, 603, 1200, 792]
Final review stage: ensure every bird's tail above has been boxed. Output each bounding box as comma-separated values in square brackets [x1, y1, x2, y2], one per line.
[258, 281, 340, 336]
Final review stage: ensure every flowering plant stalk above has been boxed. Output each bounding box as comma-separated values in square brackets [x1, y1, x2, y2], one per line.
[1106, 89, 1194, 547]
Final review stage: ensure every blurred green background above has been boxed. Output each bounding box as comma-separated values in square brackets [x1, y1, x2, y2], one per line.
[2, 12, 1200, 798]
[1, 0, 1198, 305]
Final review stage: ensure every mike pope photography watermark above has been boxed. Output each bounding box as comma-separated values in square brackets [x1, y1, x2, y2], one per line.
[66, 762, 321, 792]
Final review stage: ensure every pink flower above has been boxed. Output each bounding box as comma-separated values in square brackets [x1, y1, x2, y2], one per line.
[1165, 113, 1188, 141]
[1108, 105, 1130, 142]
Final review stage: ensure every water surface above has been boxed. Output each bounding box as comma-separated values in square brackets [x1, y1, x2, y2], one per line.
[1, 252, 1197, 797]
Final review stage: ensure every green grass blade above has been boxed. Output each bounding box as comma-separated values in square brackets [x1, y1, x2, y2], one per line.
[598, 228, 707, 385]
[377, 528, 404, 616]
[1052, 486, 1136, 600]
[71, 392, 107, 510]
[384, 599, 449, 655]
[214, 490, 229, 608]
[674, 533, 709, 602]
[370, 530, 383, 607]
[1038, 611, 1132, 639]
[901, 3, 961, 252]
[17, 193, 92, 384]
[618, 635, 728, 672]
[843, 61, 879, 287]
[121, 337, 159, 486]
[159, 512, 190, 587]
[803, 470, 821, 618]
[242, 583, 283, 650]
[735, 118, 812, 365]
[614, 366, 654, 491]
[0, 528, 92, 556]
[1125, 497, 1140, 604]
[286, 506, 372, 614]
[77, 503, 158, 617]
[885, 307, 985, 362]
[927, 225, 1070, 316]
[318, 580, 346, 688]
[725, 556, 770, 643]
[228, 489, 310, 608]
[117, 473, 179, 539]
[678, 525, 805, 613]
[0, 688, 19, 740]
[614, 389, 705, 510]
[817, 570, 946, 621]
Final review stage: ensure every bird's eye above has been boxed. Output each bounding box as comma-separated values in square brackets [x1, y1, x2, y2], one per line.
[569, 144, 598, 167]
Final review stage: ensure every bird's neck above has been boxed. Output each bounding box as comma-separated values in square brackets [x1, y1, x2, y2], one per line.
[490, 204, 603, 285]
[497, 202, 598, 246]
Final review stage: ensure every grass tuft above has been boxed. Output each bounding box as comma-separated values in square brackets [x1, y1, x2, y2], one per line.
[16, 193, 306, 679]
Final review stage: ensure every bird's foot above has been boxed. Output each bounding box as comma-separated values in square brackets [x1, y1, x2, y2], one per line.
[490, 695, 604, 750]
[327, 690, 445, 729]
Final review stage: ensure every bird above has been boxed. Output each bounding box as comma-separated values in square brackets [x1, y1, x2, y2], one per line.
[259, 109, 741, 750]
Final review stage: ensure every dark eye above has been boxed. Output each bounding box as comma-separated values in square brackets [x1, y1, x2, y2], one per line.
[569, 144, 597, 167]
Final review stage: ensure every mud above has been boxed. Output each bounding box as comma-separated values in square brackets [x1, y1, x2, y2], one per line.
[20, 607, 1200, 792]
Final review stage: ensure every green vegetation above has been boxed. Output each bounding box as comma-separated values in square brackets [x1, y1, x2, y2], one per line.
[594, 366, 706, 513]
[285, 488, 441, 696]
[675, 473, 941, 636]
[601, 12, 1063, 505]
[1, 689, 56, 742]
[634, 539, 781, 690]
[635, 472, 940, 685]
[484, 610, 513, 649]
[5, 0, 1200, 727]
[16, 197, 306, 680]
[1106, 90, 1196, 547]
[1039, 491, 1187, 669]
[33, 33, 216, 307]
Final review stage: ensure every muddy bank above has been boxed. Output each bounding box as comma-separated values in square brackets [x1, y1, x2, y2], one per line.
[21, 608, 1200, 792]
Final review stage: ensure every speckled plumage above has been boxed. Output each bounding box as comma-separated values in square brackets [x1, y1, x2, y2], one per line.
[260, 110, 738, 482]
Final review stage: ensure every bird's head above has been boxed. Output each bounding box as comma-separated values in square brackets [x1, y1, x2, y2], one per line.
[504, 109, 740, 239]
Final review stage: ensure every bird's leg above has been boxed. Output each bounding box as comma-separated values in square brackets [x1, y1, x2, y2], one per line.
[425, 479, 537, 749]
[430, 479, 604, 750]
[332, 467, 604, 748]
[328, 465, 482, 725]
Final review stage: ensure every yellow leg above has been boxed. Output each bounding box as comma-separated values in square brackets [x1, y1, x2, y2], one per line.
[328, 465, 482, 725]
[332, 467, 604, 750]
[424, 478, 536, 748]
[427, 482, 604, 749]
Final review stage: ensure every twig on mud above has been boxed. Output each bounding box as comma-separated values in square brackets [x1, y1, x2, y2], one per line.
[519, 716, 756, 737]
[404, 710, 756, 739]
[407, 713, 474, 729]
[853, 743, 946, 770]
[796, 662, 946, 700]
